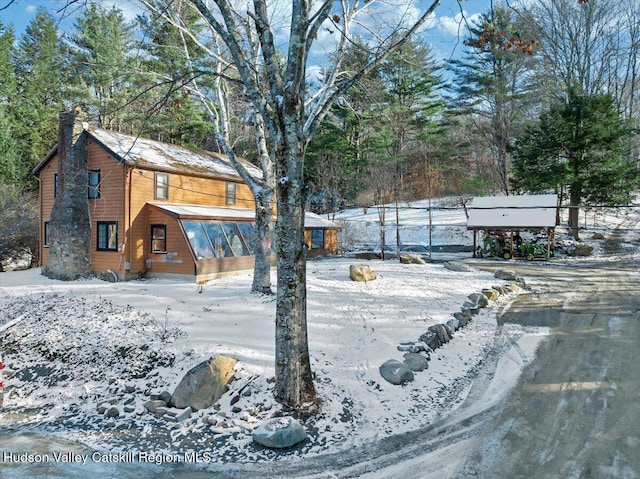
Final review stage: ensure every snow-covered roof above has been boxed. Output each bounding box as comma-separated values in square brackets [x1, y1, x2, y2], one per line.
[467, 194, 558, 229]
[87, 128, 263, 181]
[151, 203, 337, 228]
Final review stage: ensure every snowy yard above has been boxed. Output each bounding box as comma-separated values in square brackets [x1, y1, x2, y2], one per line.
[1, 197, 637, 472]
[0, 257, 541, 464]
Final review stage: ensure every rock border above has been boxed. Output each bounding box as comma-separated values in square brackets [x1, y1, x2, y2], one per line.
[380, 267, 526, 384]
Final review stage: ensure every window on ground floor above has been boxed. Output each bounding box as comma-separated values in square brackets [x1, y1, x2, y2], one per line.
[44, 221, 50, 247]
[181, 220, 256, 259]
[97, 221, 118, 251]
[311, 229, 325, 249]
[151, 224, 167, 253]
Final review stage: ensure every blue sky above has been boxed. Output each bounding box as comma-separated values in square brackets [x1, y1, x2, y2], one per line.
[1, 0, 488, 63]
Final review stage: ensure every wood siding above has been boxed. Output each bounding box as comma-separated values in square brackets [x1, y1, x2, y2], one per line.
[145, 205, 195, 276]
[304, 228, 338, 257]
[38, 157, 57, 266]
[86, 139, 127, 274]
[127, 168, 256, 277]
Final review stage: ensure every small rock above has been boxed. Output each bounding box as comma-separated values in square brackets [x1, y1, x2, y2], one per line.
[446, 318, 459, 333]
[428, 324, 450, 345]
[124, 384, 136, 394]
[397, 342, 424, 353]
[105, 406, 120, 418]
[97, 403, 110, 414]
[494, 269, 522, 282]
[160, 391, 172, 404]
[482, 288, 500, 301]
[252, 417, 307, 449]
[124, 406, 135, 414]
[403, 353, 429, 372]
[592, 232, 605, 240]
[468, 292, 489, 308]
[145, 400, 167, 413]
[379, 359, 414, 385]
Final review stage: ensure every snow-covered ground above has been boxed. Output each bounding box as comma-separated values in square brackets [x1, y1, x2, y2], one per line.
[0, 196, 637, 477]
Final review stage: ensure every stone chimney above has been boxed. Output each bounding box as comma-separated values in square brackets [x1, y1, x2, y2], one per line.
[43, 107, 91, 280]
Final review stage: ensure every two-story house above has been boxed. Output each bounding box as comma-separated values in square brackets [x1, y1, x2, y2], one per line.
[34, 108, 337, 283]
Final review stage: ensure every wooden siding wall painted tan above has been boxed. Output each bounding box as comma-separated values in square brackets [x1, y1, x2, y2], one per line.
[38, 142, 128, 273]
[304, 229, 338, 257]
[38, 157, 58, 266]
[127, 168, 256, 274]
[87, 140, 127, 274]
[145, 205, 195, 275]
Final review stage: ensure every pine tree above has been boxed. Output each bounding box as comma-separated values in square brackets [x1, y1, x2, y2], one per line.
[11, 9, 68, 182]
[512, 90, 637, 238]
[449, 4, 539, 193]
[67, 3, 136, 131]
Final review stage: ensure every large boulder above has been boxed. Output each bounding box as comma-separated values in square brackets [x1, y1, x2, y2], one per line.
[428, 324, 451, 344]
[171, 355, 238, 411]
[252, 417, 307, 449]
[349, 264, 377, 282]
[467, 292, 489, 308]
[379, 359, 414, 385]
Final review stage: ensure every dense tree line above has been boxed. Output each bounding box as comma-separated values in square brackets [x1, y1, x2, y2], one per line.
[1, 1, 637, 205]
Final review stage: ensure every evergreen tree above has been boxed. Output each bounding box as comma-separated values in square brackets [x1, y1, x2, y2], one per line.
[449, 4, 539, 193]
[11, 9, 68, 183]
[135, 3, 215, 147]
[512, 90, 636, 238]
[67, 3, 136, 130]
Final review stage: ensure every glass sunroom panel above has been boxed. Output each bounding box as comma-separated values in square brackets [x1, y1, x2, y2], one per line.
[182, 221, 215, 259]
[220, 222, 250, 256]
[236, 222, 255, 255]
[202, 222, 233, 258]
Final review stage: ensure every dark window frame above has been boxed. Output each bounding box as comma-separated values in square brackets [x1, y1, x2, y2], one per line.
[225, 181, 237, 205]
[97, 221, 118, 251]
[151, 224, 167, 253]
[54, 173, 59, 198]
[155, 172, 169, 200]
[311, 229, 325, 249]
[88, 169, 101, 199]
[44, 221, 50, 247]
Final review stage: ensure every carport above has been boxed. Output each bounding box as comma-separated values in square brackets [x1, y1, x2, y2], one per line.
[467, 194, 559, 259]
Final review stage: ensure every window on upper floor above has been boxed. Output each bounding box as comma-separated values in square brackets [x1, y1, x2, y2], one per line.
[54, 173, 59, 198]
[225, 181, 236, 205]
[155, 172, 169, 200]
[88, 170, 101, 199]
[97, 221, 118, 251]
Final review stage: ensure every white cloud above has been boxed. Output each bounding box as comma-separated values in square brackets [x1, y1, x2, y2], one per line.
[436, 11, 482, 37]
[25, 5, 37, 14]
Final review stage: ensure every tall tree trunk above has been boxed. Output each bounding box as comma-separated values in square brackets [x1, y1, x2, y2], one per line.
[273, 137, 316, 409]
[252, 189, 275, 294]
[568, 182, 581, 239]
